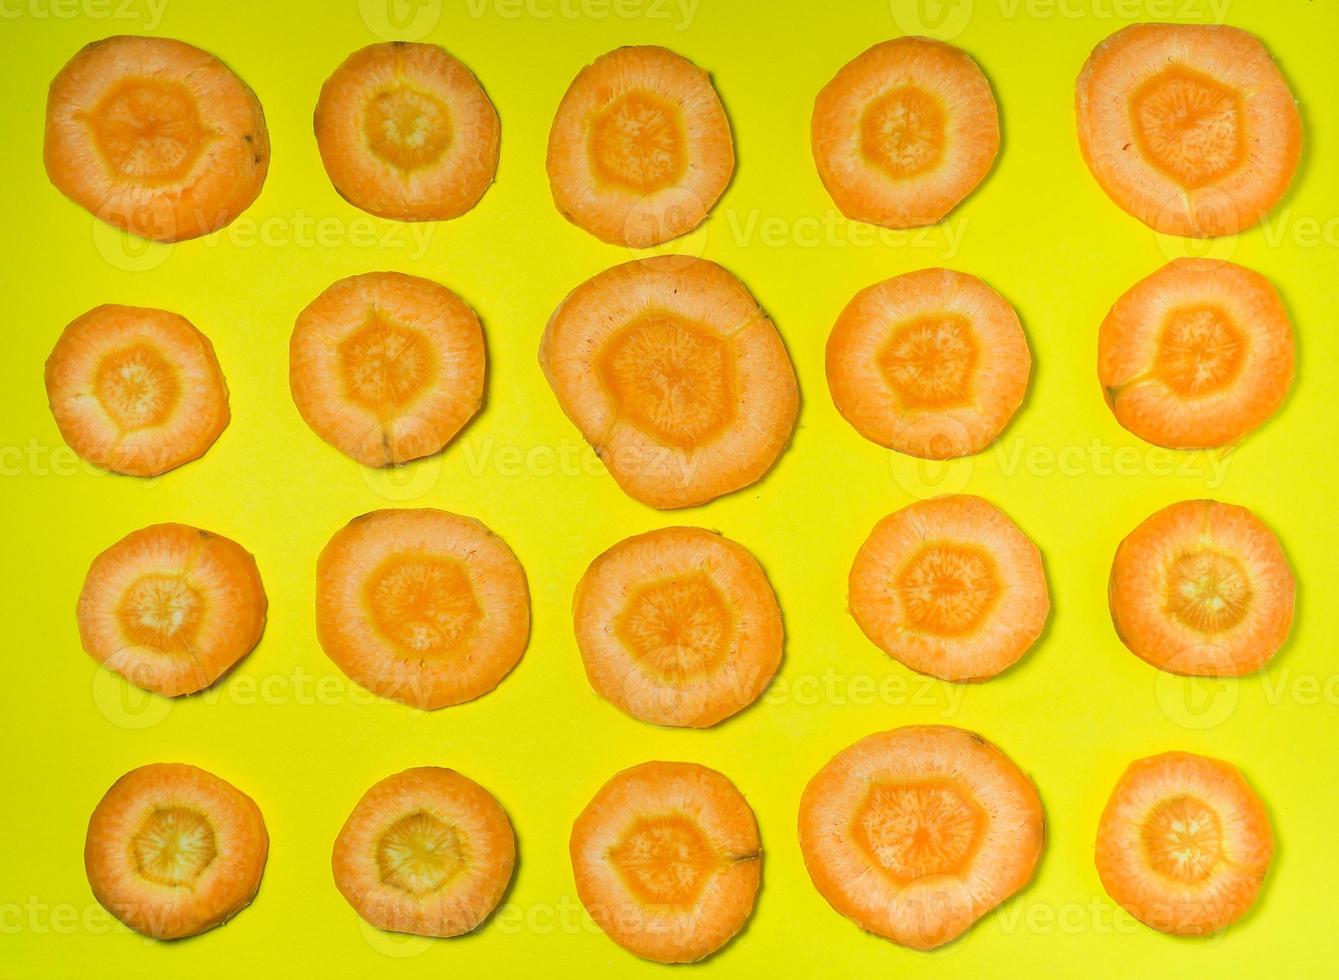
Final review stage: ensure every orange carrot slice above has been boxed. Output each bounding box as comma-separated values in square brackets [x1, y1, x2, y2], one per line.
[45, 304, 230, 477]
[332, 767, 515, 938]
[547, 46, 734, 247]
[77, 523, 267, 696]
[1096, 751, 1273, 935]
[540, 257, 798, 509]
[44, 36, 268, 242]
[799, 725, 1044, 950]
[290, 271, 486, 468]
[85, 763, 268, 939]
[570, 761, 760, 963]
[314, 42, 499, 222]
[573, 526, 782, 727]
[1109, 499, 1294, 676]
[315, 508, 529, 709]
[849, 495, 1049, 681]
[812, 37, 999, 229]
[1076, 24, 1301, 237]
[826, 268, 1030, 458]
[1098, 258, 1295, 449]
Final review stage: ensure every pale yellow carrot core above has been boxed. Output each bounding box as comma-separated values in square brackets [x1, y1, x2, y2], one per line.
[1130, 66, 1245, 189]
[1140, 795, 1223, 883]
[94, 344, 180, 429]
[376, 811, 468, 895]
[1165, 550, 1252, 633]
[116, 574, 205, 652]
[363, 84, 452, 171]
[859, 86, 946, 180]
[130, 806, 217, 886]
[852, 779, 986, 885]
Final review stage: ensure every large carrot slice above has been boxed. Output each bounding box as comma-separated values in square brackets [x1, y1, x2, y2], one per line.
[547, 46, 734, 247]
[45, 36, 268, 242]
[314, 42, 499, 222]
[849, 495, 1049, 681]
[570, 761, 760, 963]
[290, 271, 486, 468]
[540, 257, 798, 509]
[1076, 24, 1301, 237]
[315, 509, 529, 709]
[46, 304, 230, 477]
[77, 523, 267, 696]
[826, 268, 1030, 458]
[1098, 258, 1295, 449]
[812, 38, 999, 229]
[85, 763, 268, 940]
[798, 726, 1043, 950]
[1109, 499, 1294, 676]
[1096, 751, 1273, 936]
[332, 767, 515, 938]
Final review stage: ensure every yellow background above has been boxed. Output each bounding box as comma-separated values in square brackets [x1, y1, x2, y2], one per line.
[2, 0, 1335, 976]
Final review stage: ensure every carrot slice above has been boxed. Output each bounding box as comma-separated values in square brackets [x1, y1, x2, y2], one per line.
[540, 257, 798, 509]
[290, 271, 486, 468]
[85, 763, 268, 939]
[45, 304, 230, 477]
[314, 42, 499, 222]
[547, 46, 734, 247]
[1109, 499, 1294, 676]
[1098, 258, 1295, 449]
[799, 725, 1043, 950]
[332, 767, 515, 938]
[570, 761, 760, 963]
[848, 495, 1048, 681]
[1076, 24, 1301, 237]
[77, 523, 267, 696]
[573, 526, 782, 728]
[315, 508, 529, 709]
[812, 38, 999, 229]
[826, 268, 1030, 458]
[44, 36, 268, 243]
[1096, 751, 1273, 936]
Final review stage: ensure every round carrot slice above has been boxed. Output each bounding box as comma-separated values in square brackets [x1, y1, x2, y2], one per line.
[46, 304, 230, 477]
[1098, 258, 1295, 449]
[539, 257, 798, 509]
[826, 268, 1030, 458]
[1109, 499, 1294, 676]
[812, 37, 999, 229]
[798, 725, 1044, 950]
[315, 508, 529, 709]
[44, 36, 268, 243]
[848, 495, 1049, 681]
[573, 527, 782, 728]
[1096, 751, 1273, 936]
[85, 762, 268, 940]
[290, 271, 486, 468]
[77, 523, 267, 696]
[570, 761, 760, 963]
[314, 42, 499, 222]
[1076, 24, 1301, 237]
[332, 767, 515, 938]
[547, 45, 734, 247]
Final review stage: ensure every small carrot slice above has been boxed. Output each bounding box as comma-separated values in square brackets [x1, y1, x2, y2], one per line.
[1076, 24, 1301, 237]
[44, 36, 268, 242]
[314, 42, 499, 222]
[332, 767, 515, 938]
[573, 526, 782, 728]
[540, 257, 798, 509]
[570, 761, 760, 963]
[85, 763, 268, 940]
[45, 304, 230, 477]
[290, 271, 486, 468]
[1096, 751, 1273, 936]
[547, 46, 734, 247]
[77, 523, 267, 696]
[812, 37, 999, 229]
[799, 725, 1044, 950]
[826, 268, 1030, 458]
[1109, 499, 1294, 676]
[1098, 258, 1295, 449]
[315, 508, 529, 709]
[849, 494, 1048, 681]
